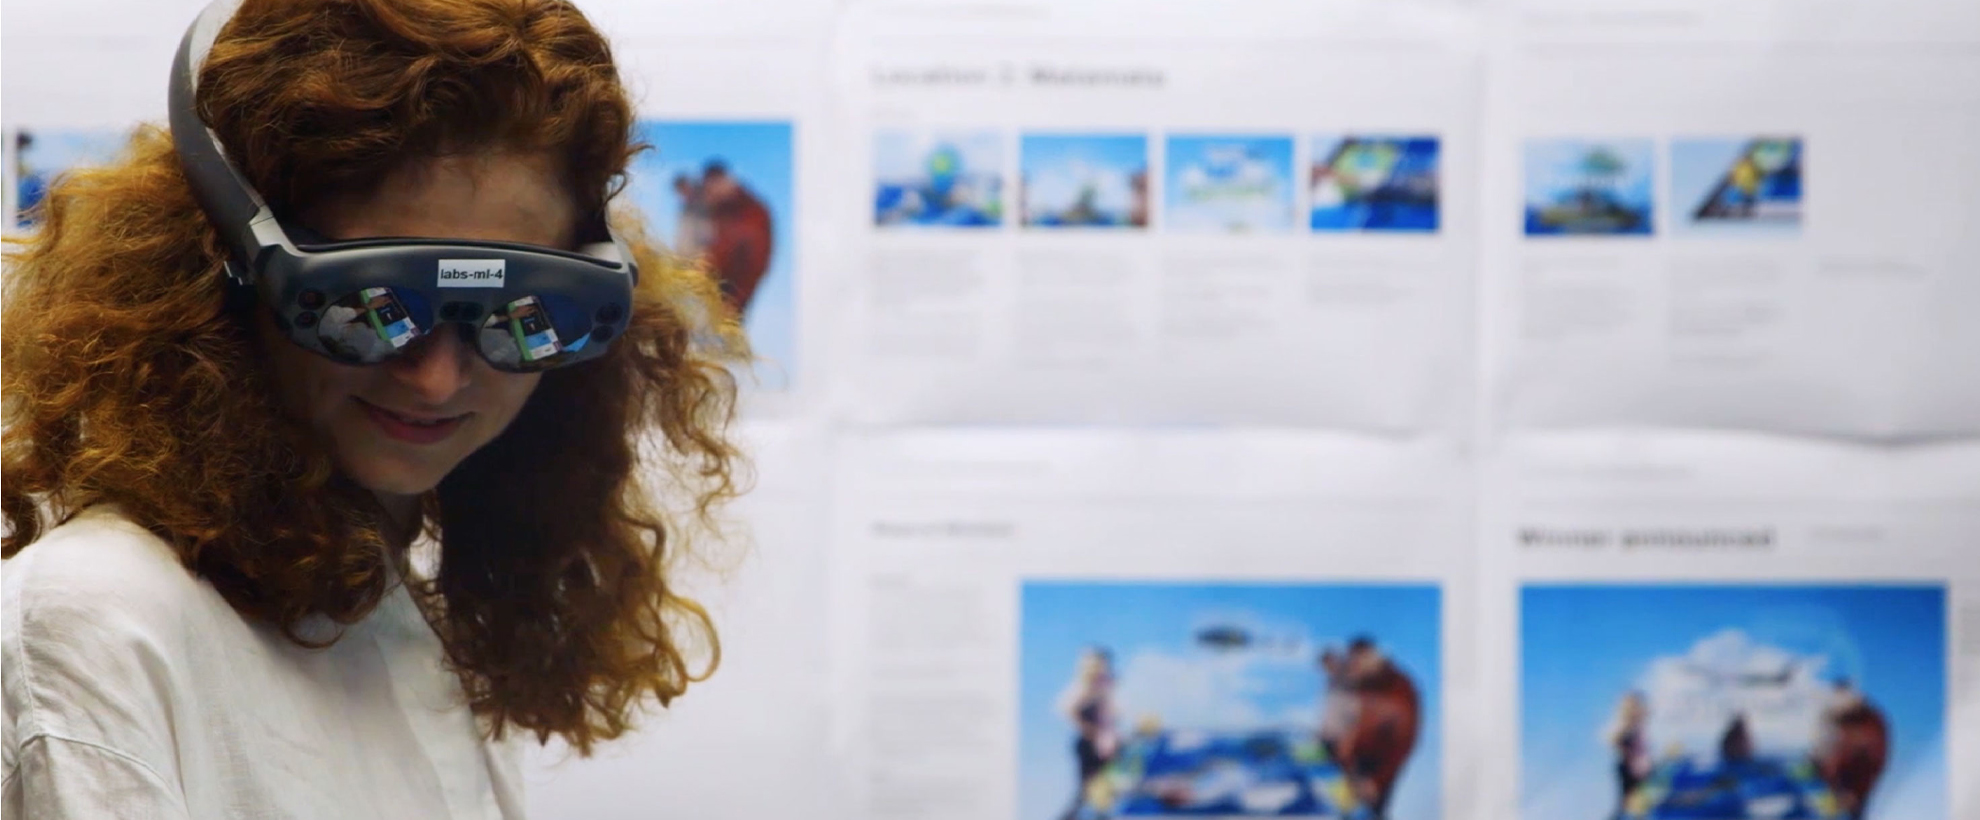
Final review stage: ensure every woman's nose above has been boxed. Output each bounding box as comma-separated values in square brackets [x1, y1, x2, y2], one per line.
[386, 326, 475, 403]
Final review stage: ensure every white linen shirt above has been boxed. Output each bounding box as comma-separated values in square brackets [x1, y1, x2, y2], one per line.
[2, 506, 526, 819]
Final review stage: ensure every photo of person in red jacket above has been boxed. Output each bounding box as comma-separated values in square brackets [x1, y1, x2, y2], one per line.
[671, 159, 775, 314]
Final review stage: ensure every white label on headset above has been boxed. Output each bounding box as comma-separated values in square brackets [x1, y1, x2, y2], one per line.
[436, 259, 506, 288]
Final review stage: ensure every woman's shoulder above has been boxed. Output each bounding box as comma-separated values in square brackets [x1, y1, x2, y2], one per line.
[2, 507, 226, 798]
[3, 506, 219, 646]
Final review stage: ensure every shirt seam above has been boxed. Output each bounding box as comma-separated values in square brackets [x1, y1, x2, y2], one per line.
[12, 732, 187, 809]
[9, 512, 185, 807]
[9, 558, 50, 753]
[12, 508, 156, 741]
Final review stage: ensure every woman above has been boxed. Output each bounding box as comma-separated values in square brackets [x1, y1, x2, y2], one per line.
[1058, 646, 1120, 820]
[1606, 691, 1652, 820]
[1, 0, 747, 816]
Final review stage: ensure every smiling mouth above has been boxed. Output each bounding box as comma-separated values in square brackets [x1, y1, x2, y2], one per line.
[357, 398, 469, 444]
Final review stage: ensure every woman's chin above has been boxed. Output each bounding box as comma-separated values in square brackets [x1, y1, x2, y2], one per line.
[339, 458, 447, 499]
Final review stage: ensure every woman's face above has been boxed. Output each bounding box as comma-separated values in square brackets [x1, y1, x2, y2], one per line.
[259, 152, 576, 501]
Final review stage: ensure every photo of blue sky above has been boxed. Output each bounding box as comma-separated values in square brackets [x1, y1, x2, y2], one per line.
[1020, 133, 1148, 229]
[1670, 137, 1803, 236]
[874, 128, 1003, 227]
[1523, 138, 1655, 236]
[629, 120, 796, 390]
[1522, 584, 1945, 820]
[1163, 134, 1295, 233]
[1020, 581, 1441, 820]
[10, 127, 128, 229]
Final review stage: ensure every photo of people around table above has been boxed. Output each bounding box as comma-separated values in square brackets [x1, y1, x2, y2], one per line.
[1020, 581, 1441, 820]
[1521, 584, 1946, 820]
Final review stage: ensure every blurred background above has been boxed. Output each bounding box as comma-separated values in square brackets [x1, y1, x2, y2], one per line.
[5, 0, 1978, 818]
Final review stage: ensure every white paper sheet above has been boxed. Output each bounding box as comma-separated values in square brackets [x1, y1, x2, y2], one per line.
[1483, 7, 1980, 436]
[829, 0, 1483, 429]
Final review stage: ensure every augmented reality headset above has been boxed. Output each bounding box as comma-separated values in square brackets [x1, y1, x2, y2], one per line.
[169, 0, 637, 372]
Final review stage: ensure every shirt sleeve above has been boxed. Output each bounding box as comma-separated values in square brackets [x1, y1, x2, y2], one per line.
[4, 734, 190, 820]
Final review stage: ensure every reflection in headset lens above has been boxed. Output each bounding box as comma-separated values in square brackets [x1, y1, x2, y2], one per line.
[477, 295, 589, 372]
[316, 286, 427, 363]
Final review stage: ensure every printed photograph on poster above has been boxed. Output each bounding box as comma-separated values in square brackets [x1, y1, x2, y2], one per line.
[9, 128, 127, 229]
[1522, 138, 1655, 236]
[1020, 581, 1442, 820]
[1020, 133, 1149, 229]
[1522, 584, 1946, 820]
[1162, 134, 1295, 233]
[1308, 136, 1440, 233]
[628, 120, 795, 389]
[1671, 137, 1804, 236]
[873, 128, 1003, 227]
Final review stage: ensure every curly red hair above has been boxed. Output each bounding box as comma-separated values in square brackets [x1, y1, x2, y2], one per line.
[1, 0, 748, 756]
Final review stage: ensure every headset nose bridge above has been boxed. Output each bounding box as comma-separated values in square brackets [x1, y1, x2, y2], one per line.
[390, 320, 478, 398]
[436, 300, 486, 325]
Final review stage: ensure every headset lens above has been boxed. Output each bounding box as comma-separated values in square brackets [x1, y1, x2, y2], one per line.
[476, 294, 592, 372]
[315, 286, 429, 364]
